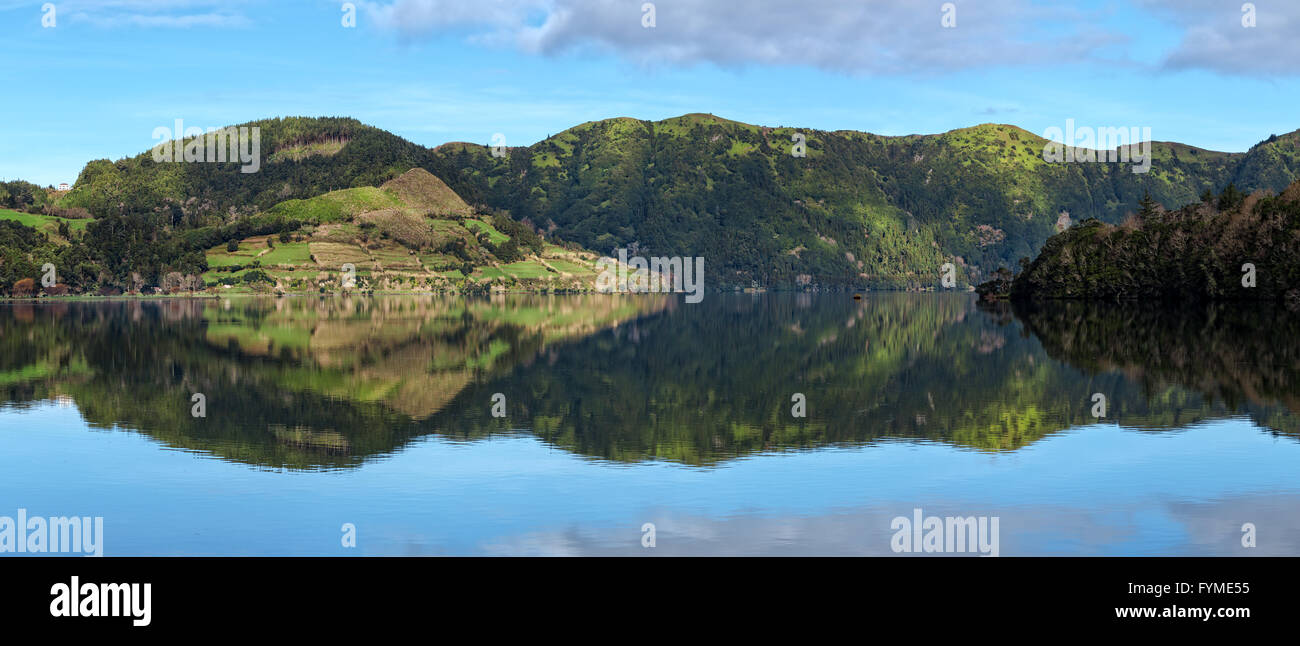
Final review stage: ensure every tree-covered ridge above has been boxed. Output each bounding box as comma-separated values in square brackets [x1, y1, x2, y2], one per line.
[1007, 180, 1300, 301]
[432, 114, 1300, 288]
[3, 294, 1294, 469]
[17, 114, 1299, 293]
[61, 116, 467, 222]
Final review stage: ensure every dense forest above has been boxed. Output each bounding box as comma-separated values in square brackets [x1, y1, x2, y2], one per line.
[998, 180, 1300, 301]
[1, 179, 60, 212]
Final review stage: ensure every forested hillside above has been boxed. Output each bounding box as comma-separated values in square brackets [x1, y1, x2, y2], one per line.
[431, 114, 1300, 288]
[4, 114, 1299, 295]
[60, 116, 467, 225]
[1006, 181, 1300, 302]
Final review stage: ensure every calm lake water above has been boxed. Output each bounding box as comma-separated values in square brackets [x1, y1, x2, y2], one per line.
[1, 293, 1297, 556]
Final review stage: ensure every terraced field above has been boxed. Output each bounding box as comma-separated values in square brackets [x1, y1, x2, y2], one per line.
[260, 242, 313, 266]
[199, 168, 605, 293]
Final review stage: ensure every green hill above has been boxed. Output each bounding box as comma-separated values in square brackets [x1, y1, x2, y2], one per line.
[0, 161, 605, 296]
[6, 114, 1300, 294]
[432, 115, 1300, 288]
[198, 168, 601, 294]
[58, 116, 473, 224]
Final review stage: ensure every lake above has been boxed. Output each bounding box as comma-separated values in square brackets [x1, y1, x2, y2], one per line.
[1, 293, 1297, 556]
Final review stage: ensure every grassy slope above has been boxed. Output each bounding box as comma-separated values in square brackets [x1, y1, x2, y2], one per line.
[201, 168, 603, 291]
[0, 209, 91, 234]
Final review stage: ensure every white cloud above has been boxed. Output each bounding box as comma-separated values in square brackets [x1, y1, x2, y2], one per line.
[1139, 0, 1300, 76]
[469, 495, 1300, 556]
[356, 0, 1127, 75]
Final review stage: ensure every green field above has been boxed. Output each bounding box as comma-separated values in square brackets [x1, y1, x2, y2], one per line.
[205, 239, 264, 267]
[464, 218, 509, 245]
[260, 242, 313, 266]
[183, 181, 595, 291]
[205, 322, 312, 353]
[418, 252, 462, 271]
[262, 186, 406, 224]
[499, 260, 555, 279]
[0, 209, 91, 234]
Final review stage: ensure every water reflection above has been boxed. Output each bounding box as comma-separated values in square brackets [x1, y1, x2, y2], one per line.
[1, 293, 1296, 470]
[1009, 298, 1300, 436]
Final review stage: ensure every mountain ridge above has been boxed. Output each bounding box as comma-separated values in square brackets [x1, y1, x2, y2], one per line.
[431, 113, 1300, 287]
[14, 113, 1300, 292]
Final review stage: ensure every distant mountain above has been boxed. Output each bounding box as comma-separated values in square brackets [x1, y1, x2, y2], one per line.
[432, 114, 1300, 288]
[50, 114, 1300, 289]
[60, 116, 466, 224]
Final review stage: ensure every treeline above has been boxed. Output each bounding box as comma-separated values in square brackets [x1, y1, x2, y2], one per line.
[999, 181, 1300, 301]
[0, 207, 212, 296]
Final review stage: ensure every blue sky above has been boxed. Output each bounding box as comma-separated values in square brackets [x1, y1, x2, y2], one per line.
[1, 0, 1297, 186]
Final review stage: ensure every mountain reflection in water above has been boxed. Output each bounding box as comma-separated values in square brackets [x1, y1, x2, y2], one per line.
[0, 293, 1296, 471]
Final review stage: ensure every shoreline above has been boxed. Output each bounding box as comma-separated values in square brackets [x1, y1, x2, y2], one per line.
[0, 286, 978, 302]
